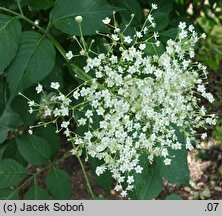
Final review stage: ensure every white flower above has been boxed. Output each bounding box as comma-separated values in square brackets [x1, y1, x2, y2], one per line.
[164, 158, 171, 165]
[64, 129, 70, 137]
[153, 32, 159, 40]
[102, 17, 111, 25]
[136, 31, 143, 38]
[73, 90, 80, 99]
[44, 108, 51, 117]
[85, 110, 93, 118]
[178, 22, 186, 30]
[60, 106, 69, 116]
[127, 176, 134, 184]
[70, 149, 77, 155]
[61, 121, 70, 128]
[35, 84, 43, 94]
[135, 165, 143, 173]
[114, 28, 120, 33]
[139, 44, 146, 50]
[53, 108, 60, 117]
[96, 165, 106, 176]
[124, 36, 132, 44]
[78, 118, 87, 126]
[201, 133, 207, 140]
[28, 100, 35, 106]
[111, 34, 119, 41]
[114, 184, 122, 192]
[66, 51, 73, 60]
[50, 82, 60, 90]
[120, 190, 127, 197]
[28, 129, 33, 135]
[151, 3, 158, 9]
[188, 25, 194, 32]
[201, 33, 206, 39]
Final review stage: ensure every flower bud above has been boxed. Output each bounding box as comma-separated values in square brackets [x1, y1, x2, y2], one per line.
[75, 16, 83, 24]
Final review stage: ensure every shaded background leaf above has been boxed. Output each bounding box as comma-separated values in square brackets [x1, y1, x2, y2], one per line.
[50, 0, 115, 36]
[0, 14, 21, 75]
[6, 31, 56, 99]
[0, 159, 27, 189]
[16, 135, 51, 166]
[46, 168, 72, 199]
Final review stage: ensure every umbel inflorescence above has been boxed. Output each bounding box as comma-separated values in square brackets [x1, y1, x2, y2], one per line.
[21, 5, 216, 197]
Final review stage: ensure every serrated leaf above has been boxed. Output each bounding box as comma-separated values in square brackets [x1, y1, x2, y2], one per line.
[46, 168, 72, 199]
[16, 135, 51, 166]
[0, 159, 27, 189]
[24, 184, 51, 200]
[0, 189, 19, 200]
[0, 14, 21, 75]
[50, 0, 115, 36]
[129, 154, 163, 200]
[6, 31, 56, 99]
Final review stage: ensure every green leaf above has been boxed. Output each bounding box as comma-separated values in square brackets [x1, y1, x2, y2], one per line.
[157, 126, 190, 185]
[46, 168, 72, 199]
[147, 0, 174, 12]
[0, 14, 21, 75]
[2, 139, 27, 167]
[157, 148, 190, 185]
[24, 0, 54, 10]
[35, 125, 60, 159]
[16, 135, 51, 166]
[144, 41, 165, 56]
[0, 105, 22, 144]
[129, 154, 163, 200]
[0, 189, 19, 200]
[160, 28, 178, 42]
[0, 77, 8, 116]
[153, 12, 169, 31]
[24, 184, 51, 200]
[0, 159, 27, 189]
[165, 193, 183, 200]
[10, 87, 38, 125]
[88, 157, 113, 192]
[6, 31, 56, 99]
[50, 0, 115, 36]
[109, 0, 143, 25]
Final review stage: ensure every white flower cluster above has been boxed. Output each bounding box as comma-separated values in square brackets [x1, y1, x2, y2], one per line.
[23, 9, 216, 197]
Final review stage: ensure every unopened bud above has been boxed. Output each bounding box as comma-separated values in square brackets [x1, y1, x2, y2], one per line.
[75, 16, 82, 24]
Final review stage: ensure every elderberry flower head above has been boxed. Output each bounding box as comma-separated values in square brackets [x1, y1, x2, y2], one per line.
[21, 8, 216, 198]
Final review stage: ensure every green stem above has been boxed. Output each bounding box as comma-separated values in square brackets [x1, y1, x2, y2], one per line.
[17, 152, 71, 191]
[0, 7, 71, 65]
[77, 156, 95, 198]
[16, 1, 24, 16]
[69, 134, 95, 198]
